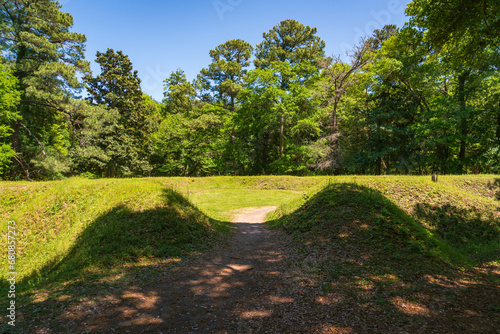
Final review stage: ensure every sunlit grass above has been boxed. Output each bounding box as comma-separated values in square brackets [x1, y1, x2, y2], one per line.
[268, 175, 500, 268]
[0, 176, 325, 293]
[1, 174, 498, 296]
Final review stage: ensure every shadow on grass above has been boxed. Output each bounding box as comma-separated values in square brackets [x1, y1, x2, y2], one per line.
[265, 183, 500, 332]
[415, 202, 500, 262]
[3, 184, 500, 333]
[488, 178, 500, 200]
[1, 188, 230, 299]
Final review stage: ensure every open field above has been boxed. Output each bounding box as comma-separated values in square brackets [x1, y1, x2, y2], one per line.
[1, 175, 499, 332]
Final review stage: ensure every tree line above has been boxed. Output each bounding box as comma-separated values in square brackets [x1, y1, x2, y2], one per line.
[1, 0, 499, 180]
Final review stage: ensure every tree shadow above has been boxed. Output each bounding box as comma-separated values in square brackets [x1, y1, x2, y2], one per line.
[4, 184, 500, 333]
[265, 183, 500, 333]
[487, 178, 500, 200]
[4, 188, 230, 297]
[415, 202, 500, 262]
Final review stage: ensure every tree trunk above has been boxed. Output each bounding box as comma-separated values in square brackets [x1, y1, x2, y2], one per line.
[437, 144, 449, 175]
[230, 95, 235, 113]
[230, 96, 238, 175]
[10, 120, 20, 177]
[231, 132, 237, 176]
[279, 114, 284, 158]
[457, 72, 468, 172]
[375, 157, 382, 175]
[189, 161, 201, 177]
[330, 100, 339, 173]
[496, 105, 500, 143]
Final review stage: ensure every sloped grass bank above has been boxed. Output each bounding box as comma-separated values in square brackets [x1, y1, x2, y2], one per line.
[0, 178, 230, 295]
[267, 177, 500, 332]
[269, 176, 500, 267]
[439, 174, 500, 201]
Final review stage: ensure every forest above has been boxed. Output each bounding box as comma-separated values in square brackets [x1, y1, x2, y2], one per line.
[1, 0, 499, 180]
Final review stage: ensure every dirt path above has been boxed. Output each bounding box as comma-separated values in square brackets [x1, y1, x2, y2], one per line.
[70, 206, 332, 333]
[161, 206, 290, 333]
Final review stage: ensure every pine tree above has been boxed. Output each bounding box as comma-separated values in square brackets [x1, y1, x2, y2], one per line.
[1, 0, 89, 178]
[84, 49, 153, 177]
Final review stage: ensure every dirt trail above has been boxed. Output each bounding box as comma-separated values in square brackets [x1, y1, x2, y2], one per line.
[157, 206, 298, 333]
[77, 206, 330, 333]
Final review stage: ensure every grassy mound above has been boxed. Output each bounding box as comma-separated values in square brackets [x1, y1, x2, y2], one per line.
[269, 176, 500, 268]
[269, 183, 455, 277]
[267, 177, 500, 331]
[439, 175, 500, 201]
[0, 178, 230, 292]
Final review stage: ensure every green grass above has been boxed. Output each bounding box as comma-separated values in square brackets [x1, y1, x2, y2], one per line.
[0, 176, 324, 295]
[0, 179, 220, 294]
[162, 175, 329, 218]
[264, 175, 500, 330]
[1, 175, 499, 333]
[1, 175, 499, 301]
[268, 175, 500, 269]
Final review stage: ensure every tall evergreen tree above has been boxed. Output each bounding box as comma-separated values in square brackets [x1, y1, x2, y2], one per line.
[0, 61, 21, 177]
[163, 69, 196, 115]
[255, 19, 326, 71]
[199, 39, 253, 112]
[250, 20, 326, 164]
[84, 49, 153, 177]
[0, 0, 89, 179]
[197, 40, 253, 174]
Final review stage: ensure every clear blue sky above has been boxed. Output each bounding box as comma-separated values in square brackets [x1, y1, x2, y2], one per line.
[61, 0, 412, 101]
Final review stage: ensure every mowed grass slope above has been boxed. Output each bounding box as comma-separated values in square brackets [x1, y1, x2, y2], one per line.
[0, 176, 326, 293]
[267, 175, 500, 331]
[0, 179, 223, 294]
[270, 175, 500, 266]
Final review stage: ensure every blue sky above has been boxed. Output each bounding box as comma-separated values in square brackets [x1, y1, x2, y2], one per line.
[61, 0, 412, 101]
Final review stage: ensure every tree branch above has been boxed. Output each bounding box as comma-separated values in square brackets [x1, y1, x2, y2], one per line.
[19, 122, 46, 155]
[20, 99, 73, 117]
[13, 156, 33, 182]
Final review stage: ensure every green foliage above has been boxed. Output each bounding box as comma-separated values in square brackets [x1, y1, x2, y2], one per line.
[198, 39, 253, 110]
[1, 0, 89, 180]
[255, 19, 326, 69]
[154, 69, 226, 176]
[69, 102, 119, 176]
[338, 22, 500, 175]
[0, 0, 89, 94]
[0, 61, 20, 176]
[406, 0, 500, 64]
[0, 4, 498, 178]
[237, 61, 321, 174]
[153, 105, 223, 176]
[84, 49, 154, 177]
[163, 69, 196, 114]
